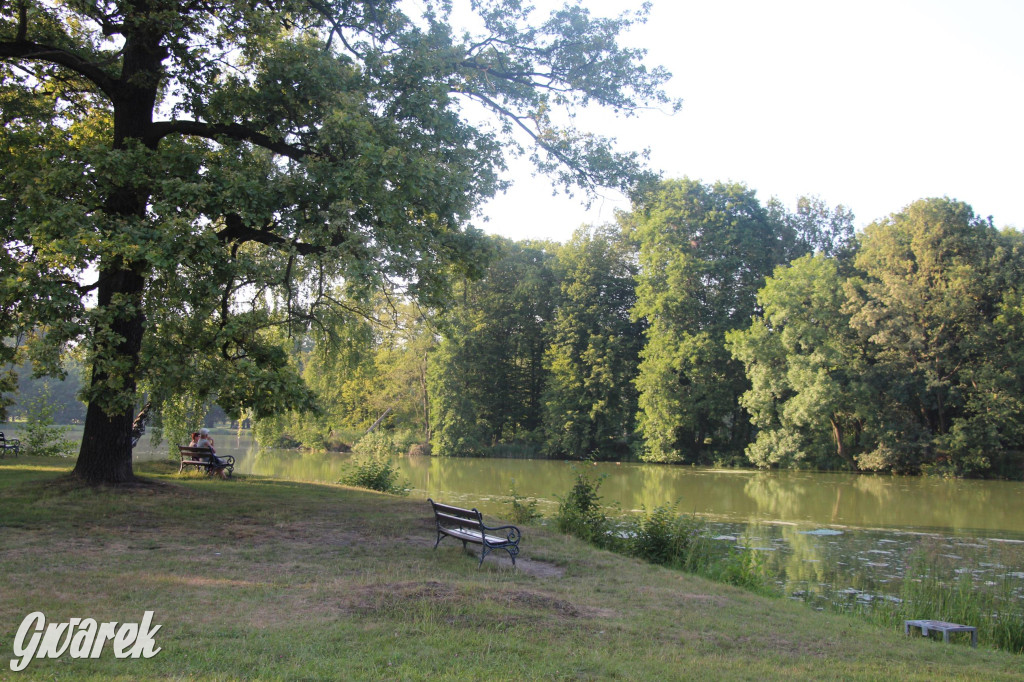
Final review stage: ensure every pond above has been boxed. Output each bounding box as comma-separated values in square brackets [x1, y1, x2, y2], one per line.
[129, 430, 1024, 610]
[133, 431, 1024, 534]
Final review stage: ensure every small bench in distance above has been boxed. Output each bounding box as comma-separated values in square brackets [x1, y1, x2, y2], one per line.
[428, 499, 521, 567]
[0, 432, 20, 457]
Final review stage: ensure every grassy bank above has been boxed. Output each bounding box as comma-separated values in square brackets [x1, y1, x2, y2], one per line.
[0, 458, 1021, 680]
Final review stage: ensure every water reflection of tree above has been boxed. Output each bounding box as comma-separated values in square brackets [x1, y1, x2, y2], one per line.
[851, 475, 895, 504]
[775, 525, 830, 590]
[743, 474, 812, 521]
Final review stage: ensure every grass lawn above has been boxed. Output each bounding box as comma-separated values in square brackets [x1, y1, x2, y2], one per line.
[0, 456, 1020, 681]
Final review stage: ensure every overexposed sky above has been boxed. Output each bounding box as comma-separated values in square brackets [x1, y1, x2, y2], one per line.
[475, 0, 1024, 242]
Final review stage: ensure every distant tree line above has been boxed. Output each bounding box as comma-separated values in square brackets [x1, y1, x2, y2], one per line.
[251, 178, 1024, 477]
[424, 180, 1024, 477]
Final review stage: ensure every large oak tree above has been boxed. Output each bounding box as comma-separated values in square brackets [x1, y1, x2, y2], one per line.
[0, 0, 675, 483]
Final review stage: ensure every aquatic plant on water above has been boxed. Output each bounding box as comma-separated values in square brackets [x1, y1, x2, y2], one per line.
[801, 541, 1024, 654]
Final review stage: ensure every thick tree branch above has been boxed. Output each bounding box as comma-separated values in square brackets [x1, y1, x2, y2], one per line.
[149, 120, 310, 161]
[216, 213, 356, 259]
[0, 40, 119, 100]
[15, 1, 27, 43]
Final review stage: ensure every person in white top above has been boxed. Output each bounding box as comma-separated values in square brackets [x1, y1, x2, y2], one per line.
[190, 428, 228, 478]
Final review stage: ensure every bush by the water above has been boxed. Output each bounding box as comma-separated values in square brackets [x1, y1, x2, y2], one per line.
[623, 504, 703, 566]
[554, 477, 775, 593]
[507, 481, 542, 524]
[339, 432, 408, 495]
[20, 385, 76, 457]
[555, 472, 612, 545]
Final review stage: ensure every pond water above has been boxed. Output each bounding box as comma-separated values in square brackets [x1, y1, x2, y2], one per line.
[130, 430, 1024, 607]
[134, 431, 1024, 536]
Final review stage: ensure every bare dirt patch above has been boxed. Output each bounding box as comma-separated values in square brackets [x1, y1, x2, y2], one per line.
[488, 589, 614, 619]
[510, 557, 565, 578]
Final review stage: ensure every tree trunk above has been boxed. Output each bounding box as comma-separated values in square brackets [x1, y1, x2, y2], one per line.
[419, 352, 431, 442]
[73, 267, 146, 484]
[831, 415, 849, 464]
[70, 24, 161, 484]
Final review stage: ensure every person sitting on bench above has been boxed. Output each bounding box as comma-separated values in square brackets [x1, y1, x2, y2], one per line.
[191, 429, 230, 472]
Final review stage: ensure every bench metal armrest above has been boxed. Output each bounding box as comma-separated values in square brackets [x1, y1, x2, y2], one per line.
[484, 524, 521, 544]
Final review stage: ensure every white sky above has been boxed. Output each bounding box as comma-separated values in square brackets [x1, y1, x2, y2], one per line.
[475, 0, 1024, 242]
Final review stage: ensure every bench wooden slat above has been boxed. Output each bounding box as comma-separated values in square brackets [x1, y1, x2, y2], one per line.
[430, 502, 479, 518]
[434, 511, 484, 529]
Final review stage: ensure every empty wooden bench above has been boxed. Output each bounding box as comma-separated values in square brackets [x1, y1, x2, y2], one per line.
[428, 499, 521, 567]
[0, 432, 20, 457]
[178, 446, 234, 477]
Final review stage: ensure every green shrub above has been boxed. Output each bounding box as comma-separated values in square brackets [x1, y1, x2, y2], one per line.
[507, 480, 542, 524]
[708, 547, 774, 593]
[555, 472, 611, 545]
[21, 385, 76, 458]
[339, 432, 408, 495]
[624, 504, 704, 567]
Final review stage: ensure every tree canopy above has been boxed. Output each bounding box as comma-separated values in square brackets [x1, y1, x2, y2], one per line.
[0, 0, 676, 483]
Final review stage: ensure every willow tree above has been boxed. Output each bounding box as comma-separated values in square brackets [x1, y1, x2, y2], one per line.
[0, 1, 674, 483]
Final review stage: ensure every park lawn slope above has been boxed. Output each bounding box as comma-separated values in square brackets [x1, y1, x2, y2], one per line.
[0, 457, 1020, 681]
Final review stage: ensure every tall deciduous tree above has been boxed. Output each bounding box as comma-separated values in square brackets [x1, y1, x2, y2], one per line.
[0, 1, 675, 483]
[727, 254, 869, 469]
[628, 179, 791, 463]
[542, 224, 643, 459]
[429, 239, 560, 456]
[846, 198, 1023, 474]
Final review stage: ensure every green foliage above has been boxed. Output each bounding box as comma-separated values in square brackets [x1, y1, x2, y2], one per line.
[728, 254, 868, 469]
[339, 432, 407, 495]
[554, 472, 611, 545]
[506, 480, 542, 525]
[8, 353, 86, 424]
[429, 239, 560, 456]
[629, 179, 796, 464]
[623, 504, 704, 567]
[20, 384, 76, 458]
[542, 225, 643, 460]
[844, 198, 1024, 475]
[1, 0, 672, 483]
[710, 548, 774, 593]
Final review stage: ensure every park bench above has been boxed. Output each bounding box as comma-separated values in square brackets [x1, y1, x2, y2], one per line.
[904, 619, 977, 647]
[0, 431, 20, 457]
[428, 499, 521, 567]
[178, 446, 234, 477]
